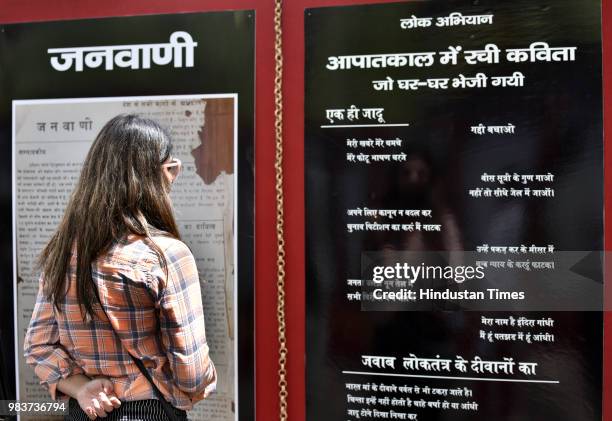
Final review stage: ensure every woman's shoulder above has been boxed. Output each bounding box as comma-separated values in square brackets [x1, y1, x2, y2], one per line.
[148, 233, 192, 258]
[106, 231, 190, 268]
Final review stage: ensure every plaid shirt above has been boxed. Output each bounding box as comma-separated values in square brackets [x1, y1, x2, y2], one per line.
[23, 233, 217, 410]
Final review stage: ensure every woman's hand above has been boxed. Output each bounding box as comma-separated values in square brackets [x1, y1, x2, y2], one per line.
[75, 378, 121, 419]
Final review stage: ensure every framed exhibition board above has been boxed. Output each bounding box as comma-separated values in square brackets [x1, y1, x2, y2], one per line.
[0, 11, 254, 421]
[1, 1, 612, 420]
[305, 1, 604, 420]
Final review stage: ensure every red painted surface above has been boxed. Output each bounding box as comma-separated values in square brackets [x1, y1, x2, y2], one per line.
[0, 0, 610, 420]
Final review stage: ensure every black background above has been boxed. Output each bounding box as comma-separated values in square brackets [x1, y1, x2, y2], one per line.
[305, 1, 603, 420]
[0, 11, 255, 420]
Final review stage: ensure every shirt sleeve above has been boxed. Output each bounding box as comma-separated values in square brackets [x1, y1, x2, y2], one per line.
[156, 240, 217, 403]
[23, 274, 84, 400]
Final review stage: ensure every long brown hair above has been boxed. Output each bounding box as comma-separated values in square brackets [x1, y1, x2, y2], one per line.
[37, 114, 181, 319]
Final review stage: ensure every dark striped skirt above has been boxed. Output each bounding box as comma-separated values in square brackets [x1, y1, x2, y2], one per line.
[65, 397, 188, 421]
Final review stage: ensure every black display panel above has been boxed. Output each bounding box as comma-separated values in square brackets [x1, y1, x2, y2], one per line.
[1, 11, 254, 421]
[306, 2, 602, 420]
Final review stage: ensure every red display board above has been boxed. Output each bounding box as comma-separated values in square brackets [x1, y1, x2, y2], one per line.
[0, 0, 610, 420]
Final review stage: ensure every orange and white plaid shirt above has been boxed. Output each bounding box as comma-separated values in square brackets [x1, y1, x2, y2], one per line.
[23, 232, 217, 410]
